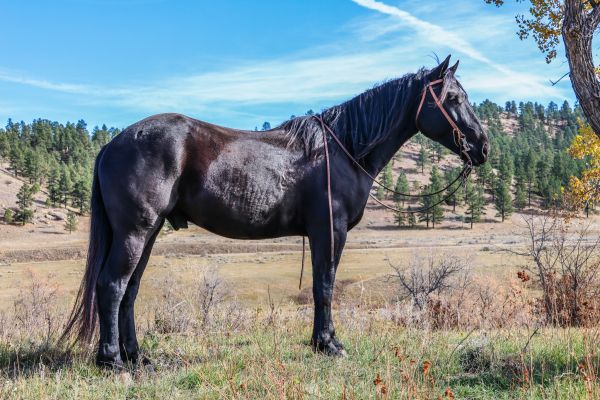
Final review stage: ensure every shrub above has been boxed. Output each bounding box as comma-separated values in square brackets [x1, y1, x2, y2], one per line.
[3, 208, 13, 224]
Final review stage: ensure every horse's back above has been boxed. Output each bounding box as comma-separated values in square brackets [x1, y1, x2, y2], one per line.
[98, 113, 310, 238]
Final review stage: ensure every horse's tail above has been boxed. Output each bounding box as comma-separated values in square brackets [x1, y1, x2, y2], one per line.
[61, 146, 112, 345]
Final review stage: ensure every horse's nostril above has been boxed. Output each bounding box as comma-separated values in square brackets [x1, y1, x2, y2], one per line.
[481, 143, 489, 159]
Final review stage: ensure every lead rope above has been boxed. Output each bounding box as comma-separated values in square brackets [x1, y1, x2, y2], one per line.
[299, 77, 474, 288]
[368, 167, 471, 214]
[315, 114, 468, 199]
[299, 121, 335, 291]
[322, 119, 336, 266]
[299, 236, 306, 290]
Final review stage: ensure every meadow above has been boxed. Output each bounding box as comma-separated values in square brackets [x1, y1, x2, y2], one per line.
[1, 104, 599, 398]
[1, 210, 599, 399]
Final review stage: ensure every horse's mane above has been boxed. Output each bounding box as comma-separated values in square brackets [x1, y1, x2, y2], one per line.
[278, 68, 428, 160]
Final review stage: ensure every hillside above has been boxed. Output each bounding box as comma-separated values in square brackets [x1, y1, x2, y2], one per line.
[0, 99, 588, 261]
[1, 102, 599, 399]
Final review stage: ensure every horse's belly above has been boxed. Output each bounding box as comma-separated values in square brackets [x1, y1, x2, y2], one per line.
[185, 141, 301, 238]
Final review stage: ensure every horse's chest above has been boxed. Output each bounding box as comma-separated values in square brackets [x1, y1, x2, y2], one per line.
[205, 142, 297, 223]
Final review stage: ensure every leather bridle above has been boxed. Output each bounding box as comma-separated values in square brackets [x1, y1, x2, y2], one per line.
[298, 79, 475, 289]
[416, 78, 473, 169]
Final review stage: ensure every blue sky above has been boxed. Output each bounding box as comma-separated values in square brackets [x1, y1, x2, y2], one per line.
[1, 0, 575, 130]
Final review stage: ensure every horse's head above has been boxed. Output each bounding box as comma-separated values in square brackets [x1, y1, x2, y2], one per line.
[416, 55, 489, 166]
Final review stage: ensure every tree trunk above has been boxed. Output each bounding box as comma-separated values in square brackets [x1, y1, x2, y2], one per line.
[563, 0, 600, 136]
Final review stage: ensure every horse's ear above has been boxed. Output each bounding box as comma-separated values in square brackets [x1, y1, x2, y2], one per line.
[429, 55, 451, 79]
[448, 60, 459, 75]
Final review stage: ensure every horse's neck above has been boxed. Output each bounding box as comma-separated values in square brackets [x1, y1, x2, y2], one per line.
[354, 89, 420, 176]
[363, 123, 417, 176]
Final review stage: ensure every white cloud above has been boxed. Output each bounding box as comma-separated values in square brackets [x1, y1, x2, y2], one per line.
[0, 0, 570, 123]
[350, 0, 563, 99]
[0, 70, 92, 94]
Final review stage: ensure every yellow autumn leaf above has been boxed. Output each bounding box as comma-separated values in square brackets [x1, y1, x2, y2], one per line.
[566, 122, 600, 208]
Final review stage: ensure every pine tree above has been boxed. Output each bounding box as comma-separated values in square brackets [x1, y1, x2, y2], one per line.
[23, 149, 42, 184]
[489, 171, 498, 202]
[16, 183, 34, 225]
[376, 184, 386, 201]
[417, 145, 428, 174]
[47, 166, 61, 206]
[444, 167, 464, 212]
[497, 151, 514, 183]
[58, 165, 72, 207]
[514, 173, 527, 210]
[476, 162, 493, 195]
[64, 210, 78, 233]
[393, 171, 410, 204]
[524, 149, 537, 207]
[494, 180, 514, 222]
[92, 125, 111, 147]
[394, 202, 405, 227]
[382, 163, 393, 199]
[432, 142, 445, 162]
[418, 186, 432, 228]
[8, 146, 24, 177]
[407, 207, 416, 228]
[465, 179, 484, 229]
[428, 166, 444, 228]
[72, 177, 91, 214]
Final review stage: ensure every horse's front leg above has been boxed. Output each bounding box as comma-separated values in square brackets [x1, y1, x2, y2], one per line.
[308, 227, 347, 356]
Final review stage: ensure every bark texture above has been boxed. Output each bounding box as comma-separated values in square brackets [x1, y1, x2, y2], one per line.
[562, 0, 600, 136]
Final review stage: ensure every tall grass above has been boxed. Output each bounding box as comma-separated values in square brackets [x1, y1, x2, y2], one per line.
[0, 268, 598, 399]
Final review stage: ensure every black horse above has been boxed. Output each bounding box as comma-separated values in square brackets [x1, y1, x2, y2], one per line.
[63, 55, 488, 368]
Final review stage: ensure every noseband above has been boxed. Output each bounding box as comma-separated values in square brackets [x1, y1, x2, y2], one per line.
[415, 78, 473, 168]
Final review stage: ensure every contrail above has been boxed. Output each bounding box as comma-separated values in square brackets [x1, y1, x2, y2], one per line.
[351, 0, 549, 89]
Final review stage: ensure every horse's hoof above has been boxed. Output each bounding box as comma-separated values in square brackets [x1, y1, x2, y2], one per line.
[96, 359, 125, 371]
[96, 356, 125, 371]
[321, 344, 347, 357]
[141, 356, 157, 375]
[313, 339, 347, 357]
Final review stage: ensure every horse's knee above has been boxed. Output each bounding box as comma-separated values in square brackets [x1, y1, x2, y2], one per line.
[96, 274, 127, 299]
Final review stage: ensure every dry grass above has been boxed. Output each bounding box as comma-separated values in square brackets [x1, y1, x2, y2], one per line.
[0, 268, 598, 399]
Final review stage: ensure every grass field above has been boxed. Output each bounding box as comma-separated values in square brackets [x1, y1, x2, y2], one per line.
[1, 305, 598, 399]
[0, 250, 598, 399]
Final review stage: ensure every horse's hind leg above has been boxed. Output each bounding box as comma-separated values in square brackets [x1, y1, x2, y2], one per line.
[118, 220, 163, 365]
[95, 223, 159, 369]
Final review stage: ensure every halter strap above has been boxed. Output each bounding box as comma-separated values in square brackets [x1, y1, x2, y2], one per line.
[415, 78, 473, 167]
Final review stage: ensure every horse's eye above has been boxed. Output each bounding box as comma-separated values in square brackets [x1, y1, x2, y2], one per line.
[448, 94, 458, 102]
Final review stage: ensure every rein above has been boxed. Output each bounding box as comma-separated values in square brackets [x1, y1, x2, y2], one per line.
[298, 78, 474, 289]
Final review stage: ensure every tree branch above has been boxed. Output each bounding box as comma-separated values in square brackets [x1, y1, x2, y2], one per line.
[550, 71, 571, 86]
[589, 6, 600, 31]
